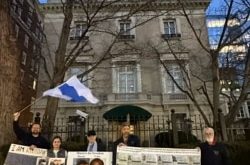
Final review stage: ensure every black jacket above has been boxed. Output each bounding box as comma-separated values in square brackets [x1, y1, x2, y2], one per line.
[199, 141, 231, 165]
[47, 149, 67, 158]
[113, 135, 140, 165]
[83, 139, 106, 151]
[13, 121, 50, 149]
[114, 134, 140, 147]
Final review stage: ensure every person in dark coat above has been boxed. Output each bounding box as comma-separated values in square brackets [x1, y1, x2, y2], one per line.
[13, 112, 50, 149]
[47, 135, 67, 158]
[113, 122, 140, 165]
[83, 130, 105, 152]
[199, 127, 231, 165]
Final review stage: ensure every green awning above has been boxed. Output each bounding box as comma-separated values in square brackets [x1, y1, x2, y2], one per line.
[103, 105, 152, 122]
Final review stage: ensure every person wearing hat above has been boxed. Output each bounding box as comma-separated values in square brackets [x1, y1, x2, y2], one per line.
[83, 130, 105, 152]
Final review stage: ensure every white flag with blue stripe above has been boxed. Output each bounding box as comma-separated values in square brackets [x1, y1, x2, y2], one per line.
[43, 75, 99, 104]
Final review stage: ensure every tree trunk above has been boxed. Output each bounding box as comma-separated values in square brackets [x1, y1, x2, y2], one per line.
[211, 51, 220, 132]
[0, 0, 21, 147]
[42, 0, 73, 140]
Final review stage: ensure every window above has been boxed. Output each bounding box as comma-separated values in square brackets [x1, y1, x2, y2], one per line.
[17, 7, 22, 18]
[11, 0, 17, 13]
[21, 51, 27, 65]
[34, 62, 39, 74]
[114, 64, 138, 93]
[120, 21, 131, 35]
[28, 7, 33, 17]
[165, 64, 184, 93]
[35, 27, 40, 37]
[27, 18, 32, 28]
[24, 34, 29, 48]
[32, 79, 37, 90]
[33, 44, 37, 53]
[15, 24, 19, 38]
[66, 66, 89, 86]
[31, 58, 35, 71]
[20, 69, 24, 81]
[70, 23, 87, 40]
[237, 106, 246, 118]
[162, 19, 181, 38]
[118, 20, 135, 40]
[247, 102, 250, 118]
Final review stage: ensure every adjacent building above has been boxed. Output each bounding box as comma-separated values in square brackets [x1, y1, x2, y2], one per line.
[10, 0, 44, 126]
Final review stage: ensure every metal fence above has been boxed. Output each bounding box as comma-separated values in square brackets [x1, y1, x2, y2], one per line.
[44, 113, 250, 151]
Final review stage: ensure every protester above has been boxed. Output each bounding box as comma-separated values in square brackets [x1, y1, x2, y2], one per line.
[113, 122, 140, 165]
[13, 112, 50, 149]
[199, 127, 231, 165]
[114, 122, 140, 147]
[47, 136, 67, 158]
[90, 158, 104, 165]
[83, 130, 105, 151]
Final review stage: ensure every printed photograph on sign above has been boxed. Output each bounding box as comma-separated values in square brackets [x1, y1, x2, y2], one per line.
[66, 152, 112, 165]
[36, 157, 47, 165]
[48, 158, 66, 165]
[74, 158, 90, 165]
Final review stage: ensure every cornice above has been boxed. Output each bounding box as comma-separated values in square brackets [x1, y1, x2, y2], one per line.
[39, 0, 211, 13]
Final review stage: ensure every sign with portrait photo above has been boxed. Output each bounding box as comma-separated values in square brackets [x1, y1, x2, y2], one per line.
[66, 152, 112, 165]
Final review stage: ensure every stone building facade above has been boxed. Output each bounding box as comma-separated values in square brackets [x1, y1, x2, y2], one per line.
[34, 0, 212, 145]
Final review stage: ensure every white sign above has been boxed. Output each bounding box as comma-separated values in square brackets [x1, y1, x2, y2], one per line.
[116, 146, 201, 165]
[4, 144, 47, 165]
[67, 152, 112, 165]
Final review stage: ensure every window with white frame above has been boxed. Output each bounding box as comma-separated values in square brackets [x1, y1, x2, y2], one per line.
[66, 66, 89, 86]
[21, 51, 27, 65]
[165, 64, 184, 93]
[163, 19, 180, 38]
[24, 34, 29, 48]
[113, 63, 138, 93]
[164, 20, 177, 34]
[70, 23, 87, 40]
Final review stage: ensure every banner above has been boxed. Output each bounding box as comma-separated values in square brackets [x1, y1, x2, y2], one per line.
[66, 152, 112, 165]
[4, 144, 47, 165]
[116, 146, 200, 165]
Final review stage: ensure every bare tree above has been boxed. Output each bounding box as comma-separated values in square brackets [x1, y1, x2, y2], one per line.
[152, 0, 250, 132]
[40, 0, 171, 138]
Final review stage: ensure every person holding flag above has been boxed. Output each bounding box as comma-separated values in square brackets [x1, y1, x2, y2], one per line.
[13, 112, 50, 149]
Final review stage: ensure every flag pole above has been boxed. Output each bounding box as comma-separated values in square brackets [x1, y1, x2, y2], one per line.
[18, 96, 44, 113]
